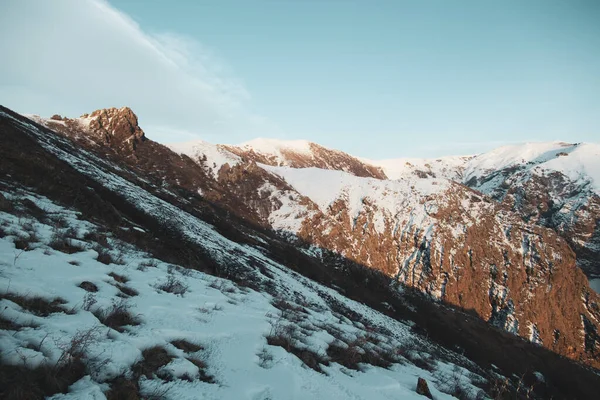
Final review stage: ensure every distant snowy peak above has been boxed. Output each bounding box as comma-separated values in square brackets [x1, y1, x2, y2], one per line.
[236, 137, 314, 157]
[465, 142, 600, 194]
[364, 155, 474, 181]
[462, 141, 600, 278]
[223, 138, 387, 179]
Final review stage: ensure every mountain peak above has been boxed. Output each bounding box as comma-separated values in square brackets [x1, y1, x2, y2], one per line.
[223, 138, 387, 179]
[237, 138, 314, 155]
[80, 106, 145, 151]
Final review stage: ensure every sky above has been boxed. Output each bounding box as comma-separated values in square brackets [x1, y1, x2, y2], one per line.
[1, 0, 599, 159]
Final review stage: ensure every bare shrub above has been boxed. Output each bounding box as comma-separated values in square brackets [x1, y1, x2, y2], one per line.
[0, 326, 106, 399]
[78, 281, 98, 293]
[0, 356, 85, 399]
[272, 298, 307, 321]
[171, 339, 203, 353]
[436, 365, 475, 400]
[116, 284, 139, 298]
[155, 275, 188, 296]
[83, 231, 110, 248]
[105, 377, 140, 400]
[132, 346, 174, 380]
[186, 357, 216, 383]
[95, 245, 115, 265]
[2, 292, 72, 316]
[94, 299, 140, 332]
[326, 335, 394, 371]
[326, 341, 364, 370]
[82, 293, 97, 312]
[208, 279, 236, 293]
[137, 259, 158, 271]
[266, 319, 327, 373]
[13, 231, 38, 251]
[55, 326, 107, 371]
[49, 230, 84, 254]
[108, 272, 129, 284]
[407, 352, 437, 372]
[257, 346, 274, 368]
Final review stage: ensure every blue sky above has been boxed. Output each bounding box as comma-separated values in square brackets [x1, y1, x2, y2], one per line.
[1, 0, 599, 158]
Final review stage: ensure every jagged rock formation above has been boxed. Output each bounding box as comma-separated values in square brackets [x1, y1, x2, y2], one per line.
[26, 107, 600, 369]
[83, 107, 146, 152]
[34, 107, 145, 154]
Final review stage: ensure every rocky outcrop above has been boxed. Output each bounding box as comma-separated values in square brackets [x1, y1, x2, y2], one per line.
[32, 107, 146, 155]
[82, 107, 146, 153]
[416, 378, 433, 399]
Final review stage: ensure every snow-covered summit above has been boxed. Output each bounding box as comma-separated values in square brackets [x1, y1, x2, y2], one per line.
[465, 142, 600, 193]
[235, 138, 315, 157]
[223, 138, 387, 179]
[363, 155, 473, 181]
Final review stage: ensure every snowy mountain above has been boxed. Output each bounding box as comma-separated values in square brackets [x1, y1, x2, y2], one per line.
[221, 138, 387, 179]
[3, 105, 600, 399]
[461, 142, 600, 286]
[364, 155, 473, 181]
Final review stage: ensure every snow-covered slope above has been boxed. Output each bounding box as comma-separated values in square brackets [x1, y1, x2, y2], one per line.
[464, 142, 600, 194]
[262, 164, 447, 235]
[463, 142, 600, 278]
[167, 140, 241, 179]
[222, 139, 387, 179]
[364, 156, 473, 181]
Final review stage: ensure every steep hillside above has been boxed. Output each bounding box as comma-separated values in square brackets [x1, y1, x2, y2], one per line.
[464, 142, 600, 282]
[22, 107, 600, 373]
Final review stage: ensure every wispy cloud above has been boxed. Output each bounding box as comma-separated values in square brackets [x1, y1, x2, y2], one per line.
[0, 0, 277, 143]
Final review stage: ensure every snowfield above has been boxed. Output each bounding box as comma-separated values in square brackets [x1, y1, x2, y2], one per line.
[262, 164, 448, 235]
[363, 156, 472, 181]
[464, 142, 600, 194]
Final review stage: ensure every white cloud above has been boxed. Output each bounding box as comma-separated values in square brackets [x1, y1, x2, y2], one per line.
[0, 0, 277, 143]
